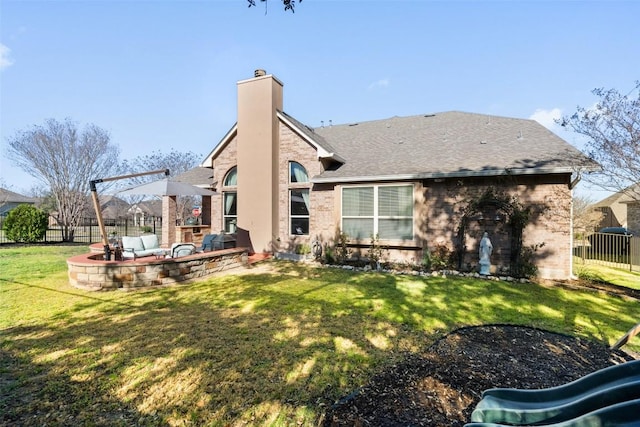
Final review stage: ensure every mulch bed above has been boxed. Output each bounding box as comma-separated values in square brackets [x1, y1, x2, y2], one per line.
[322, 324, 637, 427]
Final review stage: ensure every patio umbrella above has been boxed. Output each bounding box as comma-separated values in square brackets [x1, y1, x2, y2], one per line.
[118, 178, 216, 196]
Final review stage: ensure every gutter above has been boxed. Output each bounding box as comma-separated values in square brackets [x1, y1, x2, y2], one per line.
[311, 166, 588, 184]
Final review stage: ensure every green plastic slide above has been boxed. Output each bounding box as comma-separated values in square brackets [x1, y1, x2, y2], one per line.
[465, 397, 640, 426]
[468, 360, 640, 425]
[471, 380, 640, 425]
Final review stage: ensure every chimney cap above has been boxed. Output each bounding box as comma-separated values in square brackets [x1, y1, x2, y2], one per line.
[254, 69, 266, 77]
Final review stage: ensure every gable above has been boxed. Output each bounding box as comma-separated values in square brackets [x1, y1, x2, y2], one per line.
[201, 124, 237, 168]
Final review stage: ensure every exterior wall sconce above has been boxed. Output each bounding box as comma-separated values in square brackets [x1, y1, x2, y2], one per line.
[474, 214, 503, 223]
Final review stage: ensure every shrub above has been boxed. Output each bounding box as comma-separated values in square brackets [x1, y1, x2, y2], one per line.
[513, 242, 545, 278]
[323, 246, 335, 264]
[367, 234, 385, 268]
[295, 243, 311, 255]
[424, 244, 454, 271]
[3, 204, 49, 243]
[334, 230, 351, 263]
[140, 226, 153, 233]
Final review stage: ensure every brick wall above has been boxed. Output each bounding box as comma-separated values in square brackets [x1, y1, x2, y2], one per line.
[628, 202, 640, 235]
[421, 175, 572, 279]
[277, 122, 333, 251]
[209, 120, 574, 279]
[67, 248, 248, 291]
[210, 136, 238, 231]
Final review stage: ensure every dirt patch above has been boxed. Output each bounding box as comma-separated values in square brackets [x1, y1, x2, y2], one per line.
[323, 325, 636, 427]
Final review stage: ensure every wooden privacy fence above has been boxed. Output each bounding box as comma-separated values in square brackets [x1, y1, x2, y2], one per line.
[0, 217, 162, 245]
[574, 232, 639, 272]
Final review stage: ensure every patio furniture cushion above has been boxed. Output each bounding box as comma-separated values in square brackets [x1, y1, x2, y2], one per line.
[200, 234, 218, 252]
[121, 234, 162, 259]
[140, 234, 160, 251]
[122, 236, 145, 252]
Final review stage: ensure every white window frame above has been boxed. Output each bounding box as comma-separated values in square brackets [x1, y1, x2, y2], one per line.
[222, 167, 237, 232]
[341, 184, 414, 240]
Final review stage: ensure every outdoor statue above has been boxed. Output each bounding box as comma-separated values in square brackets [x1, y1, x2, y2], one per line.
[479, 231, 493, 275]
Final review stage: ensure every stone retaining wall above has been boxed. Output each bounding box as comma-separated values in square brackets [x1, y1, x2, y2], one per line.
[68, 247, 248, 291]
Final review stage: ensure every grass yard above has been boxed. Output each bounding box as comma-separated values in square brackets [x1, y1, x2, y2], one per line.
[1, 245, 639, 426]
[573, 259, 640, 290]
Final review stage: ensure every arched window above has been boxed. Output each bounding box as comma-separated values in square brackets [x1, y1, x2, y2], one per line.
[289, 162, 310, 235]
[224, 166, 237, 186]
[290, 161, 309, 183]
[223, 167, 237, 232]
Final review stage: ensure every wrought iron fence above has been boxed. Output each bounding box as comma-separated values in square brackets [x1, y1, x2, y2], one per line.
[0, 217, 162, 245]
[574, 231, 639, 272]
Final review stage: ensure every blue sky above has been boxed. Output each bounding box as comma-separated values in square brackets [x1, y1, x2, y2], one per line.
[1, 0, 638, 201]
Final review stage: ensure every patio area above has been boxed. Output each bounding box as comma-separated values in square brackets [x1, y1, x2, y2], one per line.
[67, 245, 249, 291]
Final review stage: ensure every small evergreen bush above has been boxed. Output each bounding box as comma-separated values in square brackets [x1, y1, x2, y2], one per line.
[3, 204, 49, 243]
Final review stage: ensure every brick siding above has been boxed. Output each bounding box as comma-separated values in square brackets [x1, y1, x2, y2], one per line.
[209, 120, 574, 279]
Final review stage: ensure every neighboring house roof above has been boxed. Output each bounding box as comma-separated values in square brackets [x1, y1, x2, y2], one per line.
[593, 183, 640, 208]
[0, 188, 38, 204]
[310, 111, 598, 183]
[132, 200, 163, 217]
[99, 195, 130, 219]
[173, 167, 216, 189]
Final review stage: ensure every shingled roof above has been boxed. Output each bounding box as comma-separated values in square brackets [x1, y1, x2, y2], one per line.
[308, 111, 598, 183]
[173, 167, 215, 189]
[0, 188, 38, 204]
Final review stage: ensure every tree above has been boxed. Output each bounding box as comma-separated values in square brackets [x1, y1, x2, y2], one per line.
[561, 82, 640, 201]
[572, 195, 603, 235]
[248, 0, 300, 13]
[121, 149, 203, 223]
[6, 118, 122, 241]
[2, 204, 48, 243]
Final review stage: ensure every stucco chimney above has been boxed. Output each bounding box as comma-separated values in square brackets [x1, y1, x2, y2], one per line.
[236, 71, 283, 253]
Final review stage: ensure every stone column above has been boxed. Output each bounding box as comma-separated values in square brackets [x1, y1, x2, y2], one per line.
[201, 196, 212, 226]
[162, 195, 177, 247]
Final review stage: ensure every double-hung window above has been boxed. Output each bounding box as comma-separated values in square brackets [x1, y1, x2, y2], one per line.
[342, 184, 413, 240]
[222, 167, 237, 232]
[289, 162, 310, 235]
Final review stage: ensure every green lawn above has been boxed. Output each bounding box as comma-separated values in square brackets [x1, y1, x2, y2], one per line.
[2, 245, 639, 426]
[573, 259, 640, 290]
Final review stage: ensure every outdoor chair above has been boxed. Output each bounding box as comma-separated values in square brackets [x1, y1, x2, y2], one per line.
[121, 234, 162, 260]
[199, 234, 218, 252]
[170, 243, 196, 258]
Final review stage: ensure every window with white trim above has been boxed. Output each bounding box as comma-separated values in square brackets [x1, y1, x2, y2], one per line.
[341, 184, 413, 240]
[223, 167, 237, 232]
[289, 162, 310, 235]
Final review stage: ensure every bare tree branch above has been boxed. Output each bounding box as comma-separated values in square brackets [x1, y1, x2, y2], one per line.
[121, 149, 203, 223]
[572, 194, 603, 233]
[6, 118, 123, 241]
[561, 82, 640, 201]
[247, 0, 300, 13]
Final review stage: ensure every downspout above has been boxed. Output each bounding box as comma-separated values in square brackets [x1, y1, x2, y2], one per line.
[569, 172, 582, 190]
[569, 171, 581, 279]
